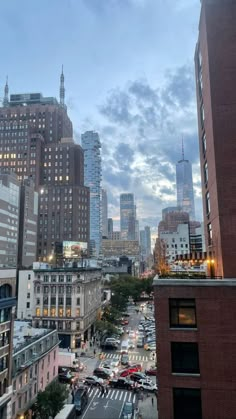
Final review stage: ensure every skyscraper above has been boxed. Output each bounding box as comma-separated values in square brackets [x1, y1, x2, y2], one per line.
[82, 131, 102, 257]
[195, 0, 236, 278]
[140, 226, 151, 257]
[0, 71, 89, 261]
[101, 189, 108, 238]
[108, 218, 113, 239]
[120, 193, 136, 240]
[176, 146, 195, 220]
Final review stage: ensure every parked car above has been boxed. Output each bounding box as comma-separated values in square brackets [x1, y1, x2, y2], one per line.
[109, 377, 134, 390]
[137, 379, 157, 392]
[129, 331, 136, 339]
[58, 372, 74, 384]
[137, 338, 144, 348]
[145, 366, 157, 376]
[93, 368, 113, 380]
[74, 387, 88, 415]
[121, 354, 129, 366]
[84, 376, 104, 386]
[105, 337, 120, 345]
[129, 372, 151, 383]
[121, 401, 135, 419]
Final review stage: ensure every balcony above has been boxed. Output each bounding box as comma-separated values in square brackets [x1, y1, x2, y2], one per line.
[0, 385, 12, 408]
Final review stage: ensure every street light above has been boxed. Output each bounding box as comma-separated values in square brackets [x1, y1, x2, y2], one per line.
[207, 259, 215, 278]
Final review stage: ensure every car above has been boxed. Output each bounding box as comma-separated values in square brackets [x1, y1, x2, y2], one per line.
[129, 372, 152, 383]
[128, 340, 135, 350]
[101, 342, 118, 350]
[121, 354, 129, 366]
[137, 339, 144, 348]
[119, 364, 142, 377]
[129, 331, 136, 339]
[105, 337, 120, 345]
[84, 376, 104, 386]
[137, 379, 157, 392]
[145, 366, 157, 376]
[145, 343, 156, 351]
[109, 377, 134, 390]
[58, 372, 74, 384]
[138, 325, 144, 331]
[93, 368, 113, 379]
[74, 387, 88, 415]
[101, 362, 119, 375]
[121, 401, 135, 419]
[110, 359, 120, 368]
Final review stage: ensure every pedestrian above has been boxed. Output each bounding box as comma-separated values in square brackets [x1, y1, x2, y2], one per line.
[67, 346, 70, 352]
[151, 397, 154, 406]
[105, 385, 108, 396]
[93, 348, 96, 356]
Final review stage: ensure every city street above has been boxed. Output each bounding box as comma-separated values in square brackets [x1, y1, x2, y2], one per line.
[80, 303, 157, 419]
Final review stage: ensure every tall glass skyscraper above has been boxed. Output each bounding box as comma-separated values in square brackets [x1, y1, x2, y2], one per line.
[176, 156, 195, 220]
[120, 193, 136, 240]
[82, 131, 102, 257]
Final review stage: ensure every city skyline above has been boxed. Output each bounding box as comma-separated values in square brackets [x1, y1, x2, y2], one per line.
[0, 0, 202, 227]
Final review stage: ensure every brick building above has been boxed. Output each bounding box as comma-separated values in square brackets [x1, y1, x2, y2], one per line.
[154, 277, 236, 419]
[195, 0, 236, 277]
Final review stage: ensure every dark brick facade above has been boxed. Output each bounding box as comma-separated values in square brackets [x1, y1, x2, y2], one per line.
[195, 0, 236, 277]
[154, 278, 236, 419]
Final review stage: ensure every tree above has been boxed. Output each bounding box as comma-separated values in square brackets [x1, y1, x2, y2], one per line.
[35, 381, 69, 419]
[95, 319, 118, 336]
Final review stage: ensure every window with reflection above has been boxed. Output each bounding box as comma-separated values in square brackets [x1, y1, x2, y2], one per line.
[169, 299, 197, 328]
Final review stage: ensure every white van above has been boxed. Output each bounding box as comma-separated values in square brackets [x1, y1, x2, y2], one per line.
[121, 339, 129, 353]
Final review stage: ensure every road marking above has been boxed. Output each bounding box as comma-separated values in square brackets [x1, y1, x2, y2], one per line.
[110, 390, 115, 399]
[133, 394, 136, 403]
[81, 385, 98, 419]
[123, 392, 128, 402]
[128, 392, 132, 402]
[115, 390, 120, 400]
[119, 392, 123, 400]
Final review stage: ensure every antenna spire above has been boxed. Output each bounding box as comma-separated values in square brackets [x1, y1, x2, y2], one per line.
[182, 136, 184, 160]
[3, 76, 9, 107]
[60, 65, 65, 107]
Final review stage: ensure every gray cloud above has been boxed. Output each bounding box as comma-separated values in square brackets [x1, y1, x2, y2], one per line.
[99, 62, 202, 222]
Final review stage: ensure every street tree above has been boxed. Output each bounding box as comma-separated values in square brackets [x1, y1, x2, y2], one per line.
[35, 381, 69, 419]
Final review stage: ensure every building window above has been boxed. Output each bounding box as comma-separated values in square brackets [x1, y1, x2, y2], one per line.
[77, 298, 80, 306]
[26, 302, 30, 309]
[207, 222, 213, 246]
[53, 365, 56, 376]
[169, 299, 197, 328]
[59, 275, 64, 282]
[206, 191, 210, 215]
[173, 388, 202, 419]
[76, 308, 80, 317]
[43, 308, 48, 316]
[51, 308, 56, 317]
[12, 402, 16, 415]
[59, 308, 64, 317]
[36, 308, 40, 316]
[204, 161, 208, 184]
[66, 275, 72, 282]
[66, 308, 71, 317]
[200, 103, 205, 128]
[18, 396, 22, 409]
[171, 342, 200, 374]
[202, 132, 206, 155]
[27, 293, 30, 299]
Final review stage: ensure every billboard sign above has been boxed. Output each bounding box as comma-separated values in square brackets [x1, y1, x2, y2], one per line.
[63, 241, 88, 259]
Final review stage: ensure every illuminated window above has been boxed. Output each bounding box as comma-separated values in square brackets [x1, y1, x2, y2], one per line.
[43, 309, 48, 316]
[169, 299, 196, 328]
[66, 308, 71, 317]
[76, 308, 80, 317]
[59, 308, 64, 317]
[207, 223, 212, 245]
[51, 308, 56, 317]
[36, 308, 40, 316]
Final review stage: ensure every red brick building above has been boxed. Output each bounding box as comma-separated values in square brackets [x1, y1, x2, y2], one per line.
[195, 0, 236, 278]
[154, 277, 236, 419]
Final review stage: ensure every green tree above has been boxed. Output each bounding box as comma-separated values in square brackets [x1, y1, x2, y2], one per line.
[35, 381, 69, 419]
[95, 319, 118, 336]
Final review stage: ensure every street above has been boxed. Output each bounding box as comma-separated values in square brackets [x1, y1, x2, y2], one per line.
[80, 303, 157, 419]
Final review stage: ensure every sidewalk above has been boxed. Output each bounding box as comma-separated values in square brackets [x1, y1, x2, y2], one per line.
[138, 394, 158, 419]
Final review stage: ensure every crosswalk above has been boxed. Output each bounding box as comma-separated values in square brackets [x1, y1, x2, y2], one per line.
[103, 353, 149, 362]
[86, 386, 137, 403]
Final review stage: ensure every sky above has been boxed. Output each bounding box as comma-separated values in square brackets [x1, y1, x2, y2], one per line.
[0, 0, 202, 231]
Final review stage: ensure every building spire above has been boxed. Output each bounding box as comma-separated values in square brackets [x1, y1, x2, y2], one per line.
[60, 65, 65, 107]
[182, 135, 185, 160]
[3, 76, 9, 107]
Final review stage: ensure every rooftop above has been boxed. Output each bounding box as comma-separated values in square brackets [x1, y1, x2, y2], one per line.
[153, 276, 236, 287]
[9, 93, 58, 106]
[13, 321, 51, 353]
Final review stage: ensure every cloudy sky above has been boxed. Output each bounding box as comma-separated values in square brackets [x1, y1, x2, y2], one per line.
[0, 0, 202, 230]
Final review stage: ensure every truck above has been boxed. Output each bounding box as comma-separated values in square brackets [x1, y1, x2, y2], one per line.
[58, 351, 79, 368]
